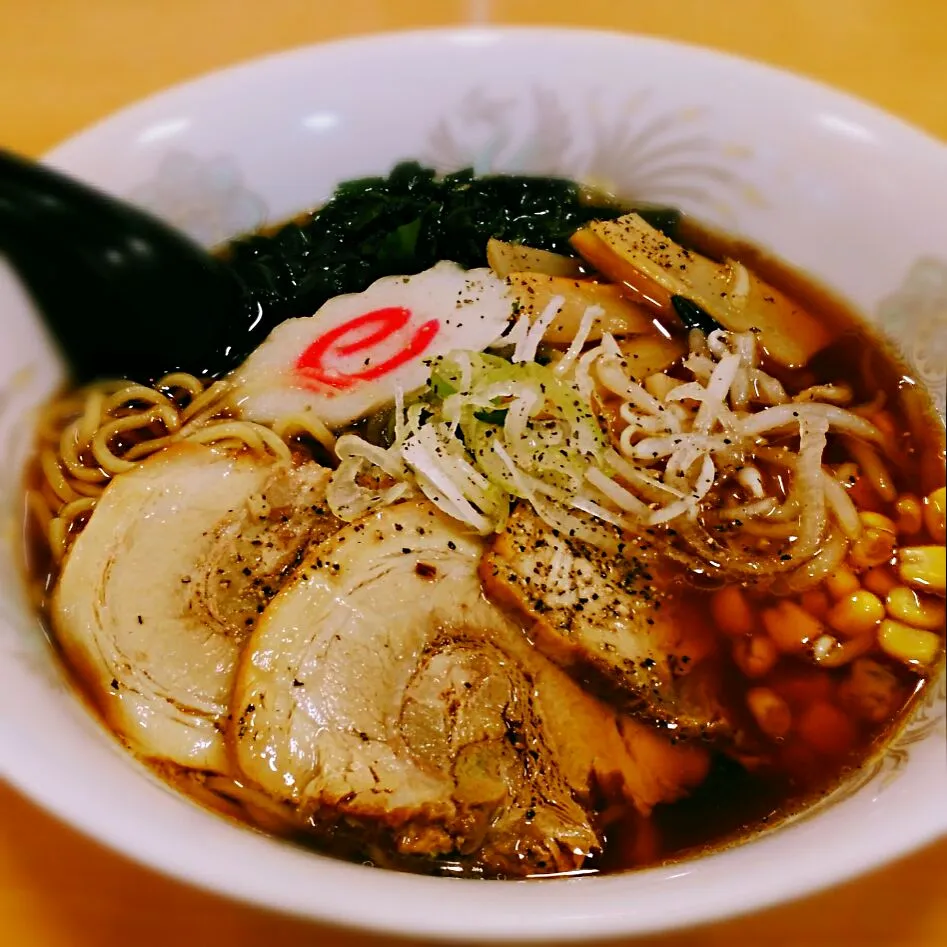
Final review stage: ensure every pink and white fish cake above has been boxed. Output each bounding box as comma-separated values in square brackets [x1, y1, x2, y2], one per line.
[232, 262, 515, 429]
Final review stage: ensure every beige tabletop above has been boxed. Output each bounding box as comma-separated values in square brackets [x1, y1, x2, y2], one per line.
[1, 1, 945, 945]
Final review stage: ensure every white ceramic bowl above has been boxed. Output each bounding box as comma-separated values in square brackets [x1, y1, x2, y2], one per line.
[0, 27, 945, 943]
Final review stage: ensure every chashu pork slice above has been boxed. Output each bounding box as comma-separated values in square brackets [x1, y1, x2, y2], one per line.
[51, 443, 339, 773]
[480, 503, 734, 742]
[232, 500, 708, 876]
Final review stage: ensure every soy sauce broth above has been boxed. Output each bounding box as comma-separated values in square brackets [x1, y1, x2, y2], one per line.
[592, 221, 944, 872]
[21, 210, 945, 880]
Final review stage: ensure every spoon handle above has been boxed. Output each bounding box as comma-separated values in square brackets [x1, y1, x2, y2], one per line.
[0, 148, 248, 384]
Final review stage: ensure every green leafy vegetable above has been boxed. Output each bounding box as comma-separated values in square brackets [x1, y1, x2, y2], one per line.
[225, 162, 680, 334]
[325, 348, 610, 537]
[473, 408, 510, 426]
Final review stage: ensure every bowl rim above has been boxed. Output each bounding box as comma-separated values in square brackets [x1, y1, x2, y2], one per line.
[1, 23, 943, 943]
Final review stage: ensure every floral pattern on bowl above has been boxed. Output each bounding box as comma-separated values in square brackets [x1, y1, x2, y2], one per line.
[126, 152, 268, 248]
[0, 362, 67, 694]
[423, 85, 760, 221]
[877, 257, 947, 417]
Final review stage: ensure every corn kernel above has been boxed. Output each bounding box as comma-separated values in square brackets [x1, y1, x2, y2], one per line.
[849, 514, 898, 570]
[885, 586, 946, 630]
[732, 634, 779, 678]
[800, 588, 831, 619]
[710, 585, 755, 637]
[894, 495, 924, 536]
[796, 700, 857, 756]
[774, 668, 834, 706]
[838, 658, 900, 724]
[862, 566, 898, 598]
[923, 487, 947, 544]
[746, 687, 792, 739]
[898, 545, 947, 595]
[762, 601, 824, 653]
[877, 618, 942, 668]
[825, 566, 860, 600]
[826, 590, 885, 638]
[810, 632, 873, 668]
[859, 511, 897, 534]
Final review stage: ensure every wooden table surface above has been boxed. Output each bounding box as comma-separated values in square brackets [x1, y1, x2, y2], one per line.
[1, 1, 945, 944]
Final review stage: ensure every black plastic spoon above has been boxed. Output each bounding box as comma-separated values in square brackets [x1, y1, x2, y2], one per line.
[0, 147, 260, 384]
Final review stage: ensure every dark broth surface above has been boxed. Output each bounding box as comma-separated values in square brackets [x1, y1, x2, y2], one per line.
[23, 205, 945, 879]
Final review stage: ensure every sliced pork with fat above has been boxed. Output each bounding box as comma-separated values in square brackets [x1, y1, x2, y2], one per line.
[51, 444, 338, 772]
[480, 503, 735, 742]
[232, 500, 708, 875]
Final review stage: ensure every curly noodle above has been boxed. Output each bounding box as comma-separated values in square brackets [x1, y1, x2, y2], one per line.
[26, 373, 306, 563]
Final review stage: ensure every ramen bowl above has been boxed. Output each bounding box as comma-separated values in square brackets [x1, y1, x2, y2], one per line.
[0, 27, 945, 943]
